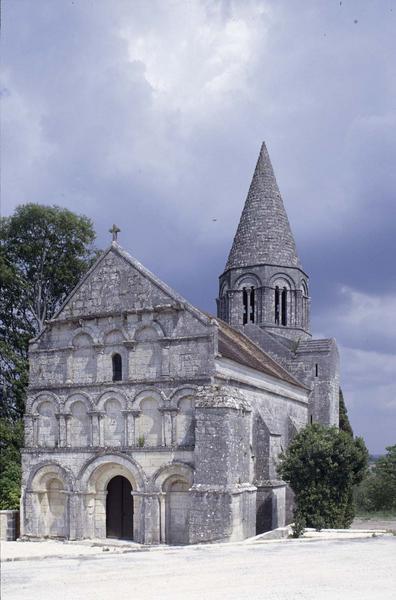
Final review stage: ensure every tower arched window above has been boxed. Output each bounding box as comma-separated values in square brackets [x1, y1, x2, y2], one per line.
[275, 286, 280, 324]
[243, 286, 256, 324]
[281, 287, 288, 326]
[112, 353, 122, 382]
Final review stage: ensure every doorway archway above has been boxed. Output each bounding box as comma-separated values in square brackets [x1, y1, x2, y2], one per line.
[106, 475, 133, 540]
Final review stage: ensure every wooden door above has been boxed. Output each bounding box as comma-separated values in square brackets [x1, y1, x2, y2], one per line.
[106, 476, 133, 540]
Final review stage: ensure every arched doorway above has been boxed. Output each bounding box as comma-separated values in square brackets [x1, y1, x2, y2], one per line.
[106, 476, 133, 540]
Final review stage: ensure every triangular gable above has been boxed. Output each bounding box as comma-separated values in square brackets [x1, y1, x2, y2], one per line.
[33, 242, 211, 341]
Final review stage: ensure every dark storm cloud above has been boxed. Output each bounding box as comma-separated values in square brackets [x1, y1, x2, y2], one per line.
[1, 0, 395, 452]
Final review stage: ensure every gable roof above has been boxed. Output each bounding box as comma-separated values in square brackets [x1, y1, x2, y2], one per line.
[225, 142, 302, 271]
[214, 316, 307, 389]
[32, 242, 212, 343]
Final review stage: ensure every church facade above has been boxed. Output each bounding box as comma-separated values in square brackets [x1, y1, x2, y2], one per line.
[21, 143, 339, 544]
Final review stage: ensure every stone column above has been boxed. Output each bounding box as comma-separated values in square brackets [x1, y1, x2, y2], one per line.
[55, 413, 68, 447]
[121, 410, 137, 446]
[64, 413, 72, 447]
[131, 491, 163, 545]
[130, 410, 141, 446]
[88, 411, 100, 446]
[159, 492, 166, 543]
[94, 491, 107, 539]
[66, 491, 79, 540]
[98, 412, 105, 446]
[32, 414, 39, 446]
[159, 408, 178, 447]
[295, 289, 302, 328]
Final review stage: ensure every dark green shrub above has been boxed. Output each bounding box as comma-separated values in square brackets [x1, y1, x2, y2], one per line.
[278, 424, 368, 533]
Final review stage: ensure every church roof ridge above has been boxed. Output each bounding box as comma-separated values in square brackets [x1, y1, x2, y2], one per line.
[225, 142, 301, 271]
[211, 315, 308, 390]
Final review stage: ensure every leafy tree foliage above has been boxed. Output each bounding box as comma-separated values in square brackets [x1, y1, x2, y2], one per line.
[355, 445, 396, 513]
[339, 388, 353, 437]
[278, 424, 368, 532]
[0, 203, 97, 420]
[0, 419, 24, 509]
[0, 204, 97, 509]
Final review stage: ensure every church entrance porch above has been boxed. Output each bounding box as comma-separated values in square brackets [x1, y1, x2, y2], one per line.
[106, 476, 133, 540]
[79, 456, 144, 542]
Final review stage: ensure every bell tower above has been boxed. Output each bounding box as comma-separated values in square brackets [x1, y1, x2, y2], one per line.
[217, 142, 310, 341]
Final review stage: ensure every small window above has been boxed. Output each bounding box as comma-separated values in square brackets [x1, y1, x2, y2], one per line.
[243, 286, 255, 325]
[281, 287, 287, 326]
[315, 363, 319, 377]
[275, 286, 280, 324]
[310, 415, 313, 424]
[112, 353, 122, 382]
[242, 287, 248, 325]
[250, 287, 255, 323]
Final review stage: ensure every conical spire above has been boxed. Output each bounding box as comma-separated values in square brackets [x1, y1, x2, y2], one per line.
[225, 142, 301, 271]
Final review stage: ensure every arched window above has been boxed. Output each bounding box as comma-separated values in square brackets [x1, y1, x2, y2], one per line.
[243, 286, 255, 324]
[281, 287, 287, 326]
[274, 286, 280, 324]
[112, 353, 122, 382]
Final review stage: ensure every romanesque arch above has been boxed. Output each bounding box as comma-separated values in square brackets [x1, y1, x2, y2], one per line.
[152, 463, 194, 545]
[132, 322, 164, 380]
[235, 273, 262, 325]
[33, 393, 60, 448]
[102, 328, 129, 382]
[78, 454, 146, 541]
[71, 331, 96, 383]
[23, 462, 74, 539]
[65, 393, 92, 447]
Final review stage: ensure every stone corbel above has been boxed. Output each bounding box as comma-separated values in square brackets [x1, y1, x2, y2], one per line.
[158, 338, 171, 349]
[123, 341, 136, 351]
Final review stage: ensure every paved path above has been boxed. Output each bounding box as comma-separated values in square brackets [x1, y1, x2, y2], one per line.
[2, 536, 396, 600]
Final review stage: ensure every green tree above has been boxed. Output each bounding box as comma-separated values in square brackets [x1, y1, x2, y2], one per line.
[0, 419, 24, 509]
[278, 424, 368, 533]
[339, 388, 353, 437]
[0, 204, 97, 509]
[355, 445, 396, 513]
[0, 203, 97, 419]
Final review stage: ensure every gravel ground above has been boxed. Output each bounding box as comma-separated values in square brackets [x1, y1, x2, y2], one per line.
[2, 536, 396, 600]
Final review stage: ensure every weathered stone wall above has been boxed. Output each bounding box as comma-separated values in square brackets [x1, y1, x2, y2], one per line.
[240, 325, 340, 427]
[0, 511, 20, 541]
[213, 357, 308, 533]
[188, 385, 256, 543]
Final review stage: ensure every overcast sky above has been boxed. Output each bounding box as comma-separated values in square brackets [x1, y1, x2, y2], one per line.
[2, 0, 395, 454]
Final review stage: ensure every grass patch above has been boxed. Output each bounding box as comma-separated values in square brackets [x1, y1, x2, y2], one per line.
[354, 510, 396, 520]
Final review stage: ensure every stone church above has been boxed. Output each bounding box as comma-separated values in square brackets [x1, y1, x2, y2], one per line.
[21, 143, 339, 544]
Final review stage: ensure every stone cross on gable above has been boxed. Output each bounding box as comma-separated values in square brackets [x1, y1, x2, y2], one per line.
[109, 224, 120, 242]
